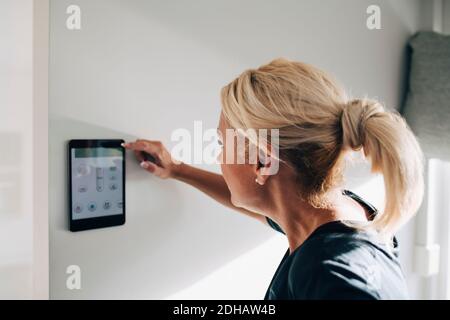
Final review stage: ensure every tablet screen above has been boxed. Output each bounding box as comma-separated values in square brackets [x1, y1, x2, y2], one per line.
[71, 146, 124, 220]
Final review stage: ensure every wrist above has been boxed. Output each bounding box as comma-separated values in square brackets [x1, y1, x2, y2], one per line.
[171, 161, 187, 180]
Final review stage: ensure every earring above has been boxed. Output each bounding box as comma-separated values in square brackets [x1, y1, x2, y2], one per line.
[255, 177, 262, 185]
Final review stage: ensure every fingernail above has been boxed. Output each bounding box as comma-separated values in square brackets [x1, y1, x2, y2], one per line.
[121, 142, 127, 147]
[140, 161, 149, 169]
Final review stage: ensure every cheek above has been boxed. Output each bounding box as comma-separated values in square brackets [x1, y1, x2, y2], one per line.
[220, 162, 237, 188]
[221, 163, 257, 205]
[219, 134, 261, 207]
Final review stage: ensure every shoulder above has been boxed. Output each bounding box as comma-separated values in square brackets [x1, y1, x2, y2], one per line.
[287, 228, 385, 299]
[292, 223, 382, 265]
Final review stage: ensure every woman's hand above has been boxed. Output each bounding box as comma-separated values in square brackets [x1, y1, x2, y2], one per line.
[122, 139, 180, 179]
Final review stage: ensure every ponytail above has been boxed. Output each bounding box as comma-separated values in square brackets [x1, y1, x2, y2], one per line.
[341, 98, 424, 239]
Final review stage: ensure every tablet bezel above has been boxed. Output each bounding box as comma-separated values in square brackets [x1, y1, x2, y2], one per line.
[68, 139, 126, 232]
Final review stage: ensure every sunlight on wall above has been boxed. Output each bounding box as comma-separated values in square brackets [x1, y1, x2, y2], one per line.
[166, 234, 287, 300]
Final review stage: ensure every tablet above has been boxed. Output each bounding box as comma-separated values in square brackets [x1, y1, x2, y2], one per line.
[68, 139, 125, 231]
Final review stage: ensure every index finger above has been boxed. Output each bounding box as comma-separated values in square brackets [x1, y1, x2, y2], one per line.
[122, 140, 161, 155]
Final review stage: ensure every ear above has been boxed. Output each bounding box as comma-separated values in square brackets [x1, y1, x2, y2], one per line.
[254, 147, 279, 185]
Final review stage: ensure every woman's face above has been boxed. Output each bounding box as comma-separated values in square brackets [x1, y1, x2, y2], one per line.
[217, 113, 268, 212]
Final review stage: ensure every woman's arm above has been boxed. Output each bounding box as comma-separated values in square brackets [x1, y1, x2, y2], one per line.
[123, 139, 268, 225]
[173, 163, 267, 224]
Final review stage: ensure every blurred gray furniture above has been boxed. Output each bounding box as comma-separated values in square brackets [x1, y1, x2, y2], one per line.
[402, 31, 450, 160]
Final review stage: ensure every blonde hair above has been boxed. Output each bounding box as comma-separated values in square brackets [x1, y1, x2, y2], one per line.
[220, 58, 424, 240]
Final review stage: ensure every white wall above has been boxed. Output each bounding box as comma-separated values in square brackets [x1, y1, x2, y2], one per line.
[49, 0, 425, 299]
[33, 0, 50, 299]
[0, 0, 49, 300]
[0, 0, 34, 299]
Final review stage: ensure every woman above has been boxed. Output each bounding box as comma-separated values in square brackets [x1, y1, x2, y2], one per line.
[123, 58, 424, 299]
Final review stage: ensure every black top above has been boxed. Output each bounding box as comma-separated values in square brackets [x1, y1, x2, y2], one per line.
[264, 190, 408, 300]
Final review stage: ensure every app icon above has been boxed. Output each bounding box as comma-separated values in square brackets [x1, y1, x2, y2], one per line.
[74, 203, 83, 214]
[76, 164, 89, 176]
[109, 183, 118, 191]
[103, 201, 111, 210]
[88, 202, 97, 212]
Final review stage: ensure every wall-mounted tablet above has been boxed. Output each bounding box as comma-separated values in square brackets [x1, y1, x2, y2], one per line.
[68, 139, 125, 231]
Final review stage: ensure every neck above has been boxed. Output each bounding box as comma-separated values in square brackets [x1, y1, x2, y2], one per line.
[265, 184, 368, 255]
